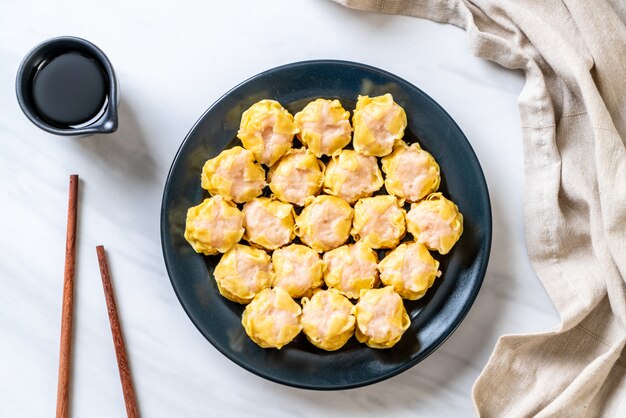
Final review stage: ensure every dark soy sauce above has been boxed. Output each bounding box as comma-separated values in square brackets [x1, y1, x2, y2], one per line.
[32, 52, 108, 127]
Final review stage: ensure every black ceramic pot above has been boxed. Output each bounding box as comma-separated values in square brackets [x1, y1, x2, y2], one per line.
[16, 36, 119, 136]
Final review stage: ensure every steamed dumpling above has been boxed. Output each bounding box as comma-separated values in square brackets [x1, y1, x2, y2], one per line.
[352, 94, 407, 157]
[351, 195, 406, 249]
[295, 195, 353, 252]
[184, 195, 244, 255]
[301, 290, 355, 351]
[354, 286, 410, 349]
[323, 241, 379, 299]
[242, 287, 302, 349]
[378, 242, 441, 300]
[294, 98, 352, 157]
[201, 146, 266, 204]
[243, 197, 295, 250]
[323, 150, 383, 204]
[381, 140, 440, 203]
[213, 244, 271, 304]
[237, 100, 299, 166]
[271, 244, 324, 298]
[268, 148, 324, 206]
[406, 192, 463, 254]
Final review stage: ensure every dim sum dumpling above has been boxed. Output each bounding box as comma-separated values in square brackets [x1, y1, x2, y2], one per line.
[243, 197, 295, 250]
[378, 242, 441, 300]
[300, 290, 355, 351]
[351, 195, 406, 249]
[214, 244, 271, 304]
[381, 140, 440, 203]
[406, 193, 463, 255]
[271, 244, 324, 299]
[352, 94, 407, 157]
[201, 146, 266, 204]
[242, 287, 302, 349]
[268, 148, 324, 206]
[354, 286, 410, 349]
[295, 195, 353, 252]
[237, 100, 299, 166]
[323, 241, 379, 299]
[184, 195, 244, 255]
[294, 98, 352, 157]
[323, 150, 383, 205]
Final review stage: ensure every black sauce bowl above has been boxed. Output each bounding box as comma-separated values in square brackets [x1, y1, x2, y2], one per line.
[16, 36, 119, 136]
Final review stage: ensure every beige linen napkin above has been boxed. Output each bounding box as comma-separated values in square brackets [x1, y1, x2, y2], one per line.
[332, 0, 626, 415]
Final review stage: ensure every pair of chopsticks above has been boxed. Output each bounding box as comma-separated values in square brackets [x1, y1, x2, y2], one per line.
[55, 175, 139, 418]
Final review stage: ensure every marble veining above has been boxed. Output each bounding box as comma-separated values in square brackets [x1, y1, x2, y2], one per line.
[0, 0, 559, 416]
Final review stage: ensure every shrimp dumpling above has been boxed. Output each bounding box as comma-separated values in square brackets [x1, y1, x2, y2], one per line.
[352, 94, 407, 157]
[201, 146, 266, 204]
[354, 286, 410, 349]
[268, 148, 324, 206]
[271, 244, 324, 299]
[323, 241, 379, 299]
[381, 141, 440, 203]
[301, 290, 355, 351]
[378, 242, 441, 300]
[184, 195, 244, 255]
[294, 98, 352, 157]
[214, 244, 271, 304]
[295, 195, 353, 252]
[323, 150, 383, 205]
[351, 195, 406, 249]
[406, 193, 463, 255]
[243, 197, 295, 250]
[242, 287, 302, 349]
[237, 100, 299, 166]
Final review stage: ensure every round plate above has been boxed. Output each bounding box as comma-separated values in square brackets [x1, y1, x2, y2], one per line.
[161, 60, 491, 390]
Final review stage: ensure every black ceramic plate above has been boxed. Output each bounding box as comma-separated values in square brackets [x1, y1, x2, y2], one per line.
[161, 60, 491, 390]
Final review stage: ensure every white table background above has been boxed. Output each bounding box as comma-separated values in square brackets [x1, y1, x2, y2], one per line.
[0, 0, 560, 416]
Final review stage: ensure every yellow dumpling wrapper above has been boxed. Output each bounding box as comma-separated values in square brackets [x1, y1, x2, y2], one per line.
[323, 150, 383, 204]
[295, 195, 353, 252]
[378, 242, 441, 300]
[237, 99, 299, 166]
[294, 98, 352, 157]
[242, 287, 302, 349]
[184, 195, 244, 255]
[406, 192, 463, 255]
[301, 290, 355, 351]
[214, 244, 271, 304]
[352, 93, 407, 157]
[381, 140, 440, 203]
[351, 195, 406, 249]
[354, 286, 410, 349]
[268, 148, 324, 206]
[323, 241, 379, 299]
[201, 146, 266, 204]
[242, 197, 295, 250]
[271, 244, 324, 298]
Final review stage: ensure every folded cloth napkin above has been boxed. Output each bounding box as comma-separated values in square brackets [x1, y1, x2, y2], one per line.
[332, 0, 626, 415]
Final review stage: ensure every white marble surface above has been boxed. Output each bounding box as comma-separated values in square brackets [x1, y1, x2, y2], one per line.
[0, 0, 561, 416]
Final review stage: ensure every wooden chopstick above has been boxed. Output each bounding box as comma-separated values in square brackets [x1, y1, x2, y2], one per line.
[56, 174, 79, 418]
[96, 245, 139, 418]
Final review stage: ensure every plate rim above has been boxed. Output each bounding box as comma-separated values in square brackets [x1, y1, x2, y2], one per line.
[160, 59, 492, 390]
